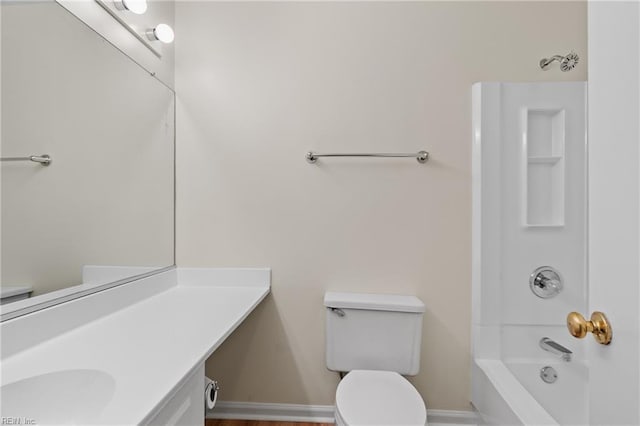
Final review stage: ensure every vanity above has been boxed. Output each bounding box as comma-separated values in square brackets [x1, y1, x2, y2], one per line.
[0, 1, 269, 424]
[0, 268, 270, 425]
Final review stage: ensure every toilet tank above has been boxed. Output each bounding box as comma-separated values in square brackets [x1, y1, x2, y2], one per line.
[324, 292, 425, 376]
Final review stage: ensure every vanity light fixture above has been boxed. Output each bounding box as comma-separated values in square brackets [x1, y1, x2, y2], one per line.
[146, 24, 175, 44]
[113, 0, 147, 15]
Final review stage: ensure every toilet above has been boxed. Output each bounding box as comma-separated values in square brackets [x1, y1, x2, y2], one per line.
[324, 292, 427, 426]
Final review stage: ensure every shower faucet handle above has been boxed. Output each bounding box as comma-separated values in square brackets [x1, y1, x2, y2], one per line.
[529, 266, 563, 299]
[567, 311, 613, 345]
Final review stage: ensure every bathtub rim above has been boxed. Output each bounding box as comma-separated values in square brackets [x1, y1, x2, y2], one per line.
[473, 358, 559, 426]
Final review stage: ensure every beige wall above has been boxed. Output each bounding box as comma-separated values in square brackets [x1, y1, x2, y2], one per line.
[175, 2, 586, 410]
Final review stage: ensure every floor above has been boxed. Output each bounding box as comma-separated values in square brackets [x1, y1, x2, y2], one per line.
[206, 421, 333, 426]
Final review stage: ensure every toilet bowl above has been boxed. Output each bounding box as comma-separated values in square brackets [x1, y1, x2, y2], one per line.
[335, 370, 427, 426]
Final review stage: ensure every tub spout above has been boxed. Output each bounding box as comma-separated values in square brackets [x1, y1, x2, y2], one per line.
[539, 337, 572, 362]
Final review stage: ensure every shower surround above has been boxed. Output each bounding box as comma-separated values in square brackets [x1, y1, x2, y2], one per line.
[471, 82, 587, 425]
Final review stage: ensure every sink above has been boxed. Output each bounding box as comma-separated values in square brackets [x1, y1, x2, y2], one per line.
[0, 369, 116, 425]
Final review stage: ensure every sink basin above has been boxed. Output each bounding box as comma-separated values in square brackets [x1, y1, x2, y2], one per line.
[0, 369, 116, 425]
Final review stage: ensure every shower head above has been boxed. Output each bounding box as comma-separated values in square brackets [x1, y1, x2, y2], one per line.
[539, 52, 579, 72]
[560, 52, 580, 71]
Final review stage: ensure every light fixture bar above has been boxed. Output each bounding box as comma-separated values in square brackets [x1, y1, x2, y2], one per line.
[113, 0, 147, 15]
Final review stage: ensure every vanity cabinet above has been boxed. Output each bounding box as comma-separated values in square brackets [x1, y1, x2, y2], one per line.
[146, 364, 204, 426]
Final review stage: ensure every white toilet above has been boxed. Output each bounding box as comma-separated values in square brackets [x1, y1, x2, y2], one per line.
[324, 292, 427, 426]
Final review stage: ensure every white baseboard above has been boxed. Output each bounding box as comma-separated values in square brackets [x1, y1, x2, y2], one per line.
[208, 401, 334, 423]
[207, 401, 479, 424]
[427, 409, 479, 425]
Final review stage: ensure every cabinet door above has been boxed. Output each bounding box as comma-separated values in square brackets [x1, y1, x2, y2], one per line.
[146, 364, 204, 426]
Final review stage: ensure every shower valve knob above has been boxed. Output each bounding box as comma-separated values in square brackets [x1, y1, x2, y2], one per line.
[529, 266, 563, 298]
[566, 311, 612, 345]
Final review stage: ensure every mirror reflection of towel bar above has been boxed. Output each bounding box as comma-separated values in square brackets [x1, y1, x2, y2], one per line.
[0, 155, 51, 166]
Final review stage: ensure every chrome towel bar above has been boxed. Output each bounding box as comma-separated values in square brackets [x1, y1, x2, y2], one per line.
[306, 150, 429, 164]
[0, 155, 51, 166]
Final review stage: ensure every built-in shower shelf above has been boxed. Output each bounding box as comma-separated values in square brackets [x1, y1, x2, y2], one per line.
[524, 224, 565, 228]
[527, 156, 562, 164]
[522, 108, 566, 227]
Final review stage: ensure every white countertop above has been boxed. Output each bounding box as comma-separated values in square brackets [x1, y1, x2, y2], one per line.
[0, 268, 270, 425]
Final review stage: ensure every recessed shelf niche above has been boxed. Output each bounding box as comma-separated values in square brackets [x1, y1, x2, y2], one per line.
[522, 109, 565, 227]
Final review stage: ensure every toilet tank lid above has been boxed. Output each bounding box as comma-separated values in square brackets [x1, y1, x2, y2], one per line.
[324, 292, 425, 313]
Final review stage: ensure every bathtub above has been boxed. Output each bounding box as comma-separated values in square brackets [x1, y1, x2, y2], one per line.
[472, 358, 588, 425]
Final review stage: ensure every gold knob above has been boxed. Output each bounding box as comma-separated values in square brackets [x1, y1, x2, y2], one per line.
[566, 311, 612, 345]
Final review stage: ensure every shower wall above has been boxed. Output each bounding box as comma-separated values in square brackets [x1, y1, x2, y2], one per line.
[472, 82, 588, 423]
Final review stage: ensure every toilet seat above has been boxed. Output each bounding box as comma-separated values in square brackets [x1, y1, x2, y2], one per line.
[335, 370, 427, 426]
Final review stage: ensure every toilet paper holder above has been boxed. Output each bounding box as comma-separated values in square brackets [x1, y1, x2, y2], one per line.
[205, 377, 219, 411]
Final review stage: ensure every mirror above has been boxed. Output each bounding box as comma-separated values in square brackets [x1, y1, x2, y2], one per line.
[1, 1, 175, 313]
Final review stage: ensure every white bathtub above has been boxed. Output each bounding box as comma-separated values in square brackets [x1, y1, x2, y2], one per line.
[506, 359, 587, 425]
[473, 358, 588, 426]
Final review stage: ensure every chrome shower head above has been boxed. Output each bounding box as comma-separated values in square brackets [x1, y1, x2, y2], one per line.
[540, 52, 579, 72]
[559, 52, 579, 71]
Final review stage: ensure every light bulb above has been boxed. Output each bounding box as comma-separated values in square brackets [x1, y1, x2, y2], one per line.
[147, 24, 174, 44]
[114, 0, 147, 14]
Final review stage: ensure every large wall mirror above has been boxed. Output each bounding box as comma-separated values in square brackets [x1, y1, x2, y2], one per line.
[0, 1, 175, 318]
